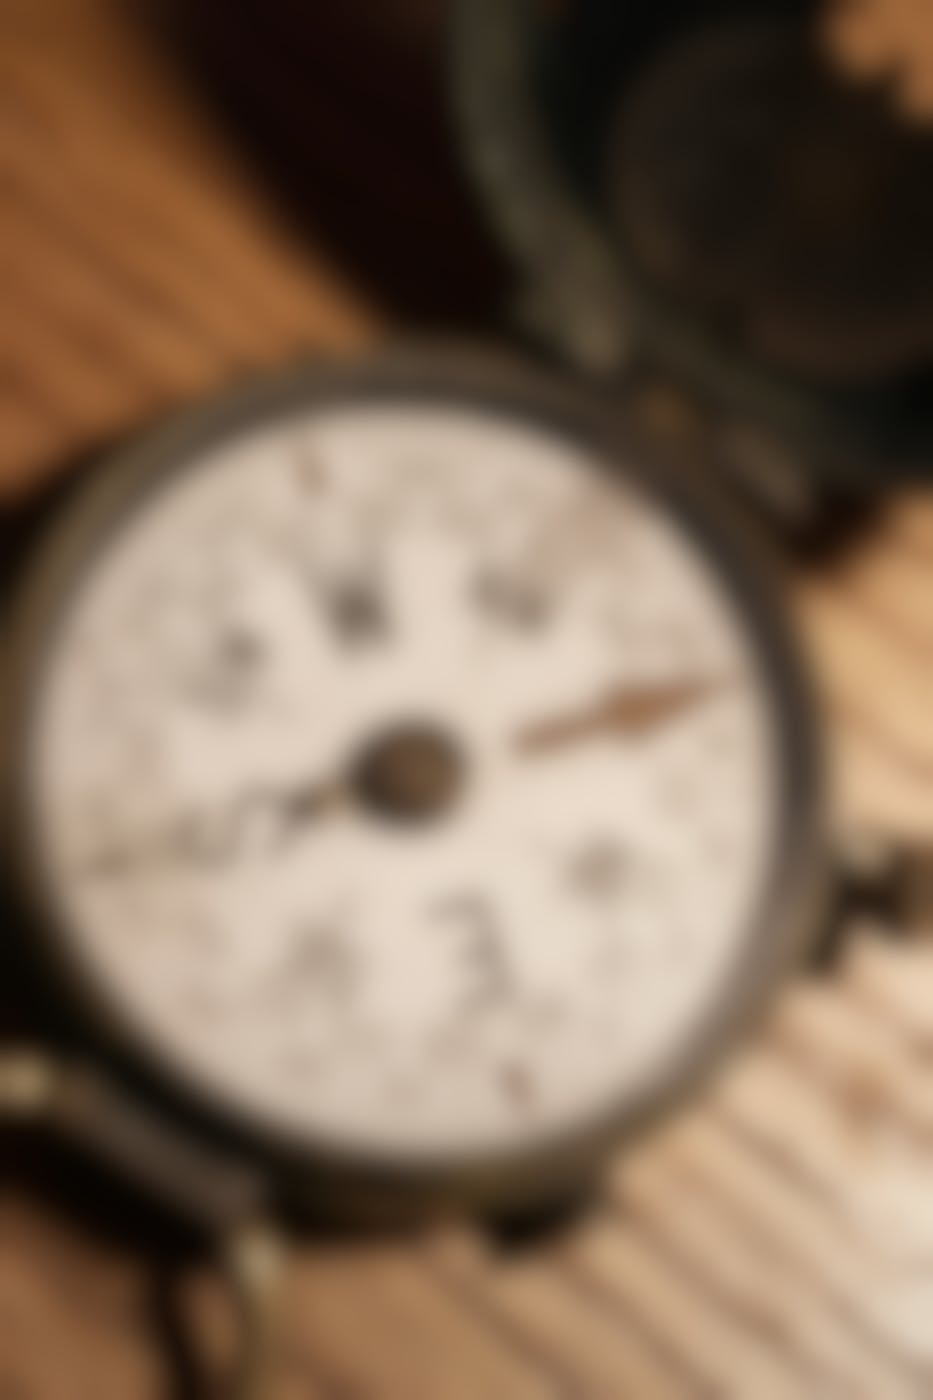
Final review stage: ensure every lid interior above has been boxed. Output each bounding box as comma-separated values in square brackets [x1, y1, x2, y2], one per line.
[468, 0, 933, 477]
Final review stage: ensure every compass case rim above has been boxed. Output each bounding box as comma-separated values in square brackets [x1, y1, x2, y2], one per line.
[0, 342, 831, 1223]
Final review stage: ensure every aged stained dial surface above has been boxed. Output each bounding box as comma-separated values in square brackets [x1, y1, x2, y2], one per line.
[27, 402, 783, 1161]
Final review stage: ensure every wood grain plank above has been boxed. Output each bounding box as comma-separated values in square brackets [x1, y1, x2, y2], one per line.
[823, 714, 933, 839]
[618, 1113, 933, 1375]
[618, 1144, 922, 1400]
[799, 584, 933, 765]
[430, 1228, 696, 1400]
[0, 30, 378, 349]
[831, 534, 933, 659]
[565, 1213, 814, 1400]
[886, 497, 933, 558]
[774, 978, 933, 1116]
[846, 930, 933, 1044]
[0, 1198, 167, 1400]
[286, 1244, 561, 1400]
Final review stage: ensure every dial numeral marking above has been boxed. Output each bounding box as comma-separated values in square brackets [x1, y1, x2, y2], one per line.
[433, 894, 516, 1014]
[473, 567, 552, 630]
[321, 575, 390, 645]
[271, 919, 360, 1010]
[567, 839, 629, 903]
[183, 625, 266, 713]
[499, 1060, 537, 1109]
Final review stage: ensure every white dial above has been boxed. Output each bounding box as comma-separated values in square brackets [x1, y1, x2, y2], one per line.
[28, 400, 782, 1162]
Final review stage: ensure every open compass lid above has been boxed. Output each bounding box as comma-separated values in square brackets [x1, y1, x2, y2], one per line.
[452, 0, 933, 500]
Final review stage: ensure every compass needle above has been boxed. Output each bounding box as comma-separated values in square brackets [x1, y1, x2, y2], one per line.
[516, 676, 732, 753]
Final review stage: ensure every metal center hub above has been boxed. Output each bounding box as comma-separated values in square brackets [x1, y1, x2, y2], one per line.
[353, 722, 465, 824]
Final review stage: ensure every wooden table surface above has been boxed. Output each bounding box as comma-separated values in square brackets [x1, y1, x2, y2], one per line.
[2, 2, 933, 1396]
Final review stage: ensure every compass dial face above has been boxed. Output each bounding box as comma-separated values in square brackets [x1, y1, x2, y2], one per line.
[23, 395, 787, 1163]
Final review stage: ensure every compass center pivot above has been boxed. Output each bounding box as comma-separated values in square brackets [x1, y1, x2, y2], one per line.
[352, 721, 466, 825]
